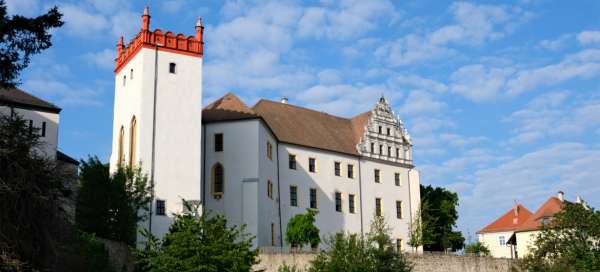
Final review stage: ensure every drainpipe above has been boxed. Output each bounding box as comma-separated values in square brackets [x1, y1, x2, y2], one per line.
[201, 124, 206, 216]
[276, 141, 283, 247]
[358, 156, 364, 235]
[148, 45, 159, 234]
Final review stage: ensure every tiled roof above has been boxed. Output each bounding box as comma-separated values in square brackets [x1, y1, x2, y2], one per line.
[0, 87, 61, 113]
[477, 204, 532, 234]
[202, 92, 258, 123]
[57, 150, 80, 165]
[516, 197, 566, 232]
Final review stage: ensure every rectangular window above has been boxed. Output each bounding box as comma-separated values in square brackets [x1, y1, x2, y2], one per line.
[169, 62, 176, 74]
[396, 148, 400, 158]
[374, 169, 380, 183]
[267, 141, 273, 160]
[396, 201, 402, 219]
[334, 162, 341, 176]
[395, 173, 401, 186]
[289, 154, 296, 169]
[370, 143, 374, 152]
[375, 198, 382, 216]
[335, 192, 342, 212]
[378, 126, 382, 134]
[347, 164, 354, 179]
[387, 146, 391, 156]
[499, 236, 506, 246]
[387, 128, 391, 136]
[309, 157, 316, 173]
[123, 75, 126, 86]
[156, 200, 166, 216]
[349, 194, 355, 214]
[271, 223, 276, 246]
[214, 133, 223, 152]
[396, 239, 402, 252]
[130, 69, 134, 79]
[290, 186, 298, 207]
[310, 188, 318, 209]
[267, 180, 273, 199]
[379, 144, 383, 155]
[41, 121, 46, 137]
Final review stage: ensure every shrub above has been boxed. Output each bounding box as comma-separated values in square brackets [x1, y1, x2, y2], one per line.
[464, 242, 490, 256]
[285, 209, 321, 249]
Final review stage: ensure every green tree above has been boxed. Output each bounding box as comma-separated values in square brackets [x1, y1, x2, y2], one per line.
[135, 204, 258, 272]
[76, 157, 152, 245]
[0, 0, 63, 87]
[520, 203, 600, 272]
[285, 209, 321, 248]
[420, 184, 465, 252]
[464, 241, 490, 256]
[407, 203, 434, 252]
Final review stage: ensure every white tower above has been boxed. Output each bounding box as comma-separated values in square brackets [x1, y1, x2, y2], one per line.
[109, 7, 204, 239]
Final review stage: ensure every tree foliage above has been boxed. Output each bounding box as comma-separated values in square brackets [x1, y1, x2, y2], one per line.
[76, 157, 152, 246]
[420, 184, 465, 251]
[520, 203, 600, 272]
[135, 205, 258, 272]
[308, 216, 412, 272]
[464, 241, 490, 256]
[407, 202, 434, 252]
[0, 0, 63, 87]
[285, 209, 321, 248]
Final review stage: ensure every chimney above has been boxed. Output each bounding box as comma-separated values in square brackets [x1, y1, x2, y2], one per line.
[141, 6, 150, 31]
[281, 97, 288, 104]
[557, 191, 564, 202]
[513, 201, 519, 224]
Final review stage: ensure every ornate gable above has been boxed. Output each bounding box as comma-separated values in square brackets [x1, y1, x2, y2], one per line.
[356, 96, 413, 166]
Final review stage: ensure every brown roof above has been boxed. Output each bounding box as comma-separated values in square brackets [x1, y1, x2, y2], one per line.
[0, 87, 61, 113]
[202, 92, 258, 123]
[252, 100, 368, 155]
[477, 204, 532, 234]
[516, 197, 566, 232]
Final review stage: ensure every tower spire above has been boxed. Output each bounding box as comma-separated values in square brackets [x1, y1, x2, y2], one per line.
[142, 6, 150, 31]
[195, 16, 204, 42]
[117, 36, 124, 57]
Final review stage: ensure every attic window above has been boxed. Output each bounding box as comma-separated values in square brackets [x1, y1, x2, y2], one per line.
[169, 62, 176, 74]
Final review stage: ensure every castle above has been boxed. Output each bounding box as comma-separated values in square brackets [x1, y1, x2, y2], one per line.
[109, 8, 421, 251]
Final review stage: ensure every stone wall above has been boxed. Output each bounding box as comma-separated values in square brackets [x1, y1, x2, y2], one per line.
[254, 252, 519, 272]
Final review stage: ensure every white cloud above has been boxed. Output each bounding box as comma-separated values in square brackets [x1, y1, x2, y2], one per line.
[5, 0, 40, 16]
[83, 49, 115, 70]
[393, 74, 448, 93]
[450, 64, 514, 102]
[577, 30, 600, 45]
[539, 34, 572, 51]
[60, 4, 109, 37]
[398, 90, 446, 116]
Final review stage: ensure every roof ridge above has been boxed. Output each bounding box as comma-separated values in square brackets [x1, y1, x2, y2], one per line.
[254, 99, 353, 121]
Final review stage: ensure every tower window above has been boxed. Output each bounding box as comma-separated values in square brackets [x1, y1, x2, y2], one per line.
[130, 69, 134, 79]
[169, 62, 176, 74]
[212, 163, 224, 198]
[41, 122, 46, 137]
[214, 133, 223, 152]
[289, 154, 296, 170]
[310, 188, 318, 209]
[308, 157, 316, 173]
[123, 75, 126, 86]
[396, 201, 402, 219]
[156, 200, 166, 216]
[290, 186, 298, 207]
[335, 192, 342, 212]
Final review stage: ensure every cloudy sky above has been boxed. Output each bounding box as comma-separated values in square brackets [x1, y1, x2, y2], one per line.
[6, 0, 600, 239]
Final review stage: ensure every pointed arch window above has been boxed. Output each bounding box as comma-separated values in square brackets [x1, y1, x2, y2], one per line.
[129, 116, 137, 168]
[118, 126, 125, 166]
[212, 163, 224, 198]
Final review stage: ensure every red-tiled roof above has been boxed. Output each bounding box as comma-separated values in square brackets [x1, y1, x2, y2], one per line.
[0, 87, 61, 113]
[516, 197, 566, 232]
[202, 92, 258, 123]
[478, 204, 533, 234]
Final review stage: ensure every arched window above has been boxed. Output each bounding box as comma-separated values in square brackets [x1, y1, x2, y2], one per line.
[118, 126, 125, 166]
[212, 163, 224, 199]
[129, 116, 137, 168]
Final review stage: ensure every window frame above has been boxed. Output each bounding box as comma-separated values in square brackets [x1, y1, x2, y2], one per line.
[499, 236, 506, 246]
[395, 172, 401, 186]
[310, 188, 318, 209]
[396, 200, 402, 219]
[290, 185, 298, 207]
[374, 169, 381, 183]
[308, 157, 317, 173]
[288, 154, 297, 170]
[375, 197, 382, 217]
[156, 199, 166, 216]
[214, 133, 223, 152]
[212, 163, 225, 199]
[335, 192, 343, 213]
[349, 194, 355, 214]
[347, 164, 354, 179]
[334, 161, 341, 176]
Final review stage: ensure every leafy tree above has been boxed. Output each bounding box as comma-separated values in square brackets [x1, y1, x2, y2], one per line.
[309, 215, 412, 272]
[420, 184, 465, 251]
[76, 157, 152, 245]
[407, 203, 434, 252]
[135, 203, 258, 272]
[0, 0, 63, 87]
[464, 241, 490, 256]
[520, 203, 600, 272]
[286, 209, 321, 248]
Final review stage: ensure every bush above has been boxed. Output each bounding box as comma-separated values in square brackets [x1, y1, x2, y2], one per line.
[464, 242, 490, 256]
[286, 209, 321, 249]
[278, 262, 304, 272]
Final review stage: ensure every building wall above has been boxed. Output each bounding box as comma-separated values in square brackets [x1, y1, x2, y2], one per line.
[478, 231, 513, 258]
[0, 106, 59, 159]
[257, 123, 281, 247]
[110, 47, 203, 239]
[515, 231, 538, 259]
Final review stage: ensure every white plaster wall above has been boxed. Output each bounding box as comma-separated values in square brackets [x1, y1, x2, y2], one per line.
[0, 106, 59, 159]
[515, 231, 538, 259]
[257, 123, 281, 247]
[109, 47, 203, 239]
[408, 168, 423, 253]
[478, 232, 513, 258]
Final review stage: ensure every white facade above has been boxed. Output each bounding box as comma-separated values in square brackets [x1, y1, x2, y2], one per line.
[0, 106, 59, 159]
[478, 232, 513, 258]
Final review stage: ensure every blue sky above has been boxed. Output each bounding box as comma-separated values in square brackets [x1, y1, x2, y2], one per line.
[6, 0, 600, 239]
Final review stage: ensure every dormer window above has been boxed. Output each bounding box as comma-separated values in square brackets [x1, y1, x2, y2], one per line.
[169, 62, 176, 74]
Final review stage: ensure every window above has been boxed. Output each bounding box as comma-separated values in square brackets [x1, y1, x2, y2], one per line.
[267, 141, 273, 160]
[379, 144, 383, 155]
[267, 180, 273, 199]
[349, 194, 355, 214]
[370, 143, 374, 153]
[289, 154, 296, 170]
[271, 223, 276, 246]
[309, 157, 316, 173]
[395, 173, 401, 186]
[290, 186, 298, 207]
[396, 201, 402, 219]
[387, 146, 391, 156]
[212, 163, 224, 198]
[156, 200, 166, 216]
[347, 164, 354, 179]
[374, 169, 380, 183]
[335, 192, 342, 212]
[169, 62, 176, 74]
[310, 188, 318, 209]
[130, 69, 134, 79]
[375, 198, 382, 216]
[41, 121, 46, 137]
[28, 120, 33, 134]
[214, 133, 223, 152]
[396, 148, 399, 158]
[396, 239, 402, 252]
[334, 162, 341, 176]
[378, 126, 382, 134]
[129, 116, 137, 168]
[118, 126, 125, 166]
[123, 75, 126, 86]
[499, 236, 506, 246]
[387, 128, 390, 136]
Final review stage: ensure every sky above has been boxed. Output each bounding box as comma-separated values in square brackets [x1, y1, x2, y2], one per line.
[5, 0, 600, 240]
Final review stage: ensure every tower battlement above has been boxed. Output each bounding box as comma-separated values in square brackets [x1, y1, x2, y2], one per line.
[114, 6, 204, 74]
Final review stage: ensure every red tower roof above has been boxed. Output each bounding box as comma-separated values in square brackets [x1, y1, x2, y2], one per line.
[114, 7, 204, 74]
[477, 204, 532, 234]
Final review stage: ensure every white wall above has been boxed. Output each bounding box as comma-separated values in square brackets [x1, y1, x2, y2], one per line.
[478, 232, 513, 258]
[515, 231, 538, 259]
[0, 106, 59, 159]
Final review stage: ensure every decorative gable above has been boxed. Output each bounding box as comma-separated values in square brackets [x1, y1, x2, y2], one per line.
[356, 96, 413, 166]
